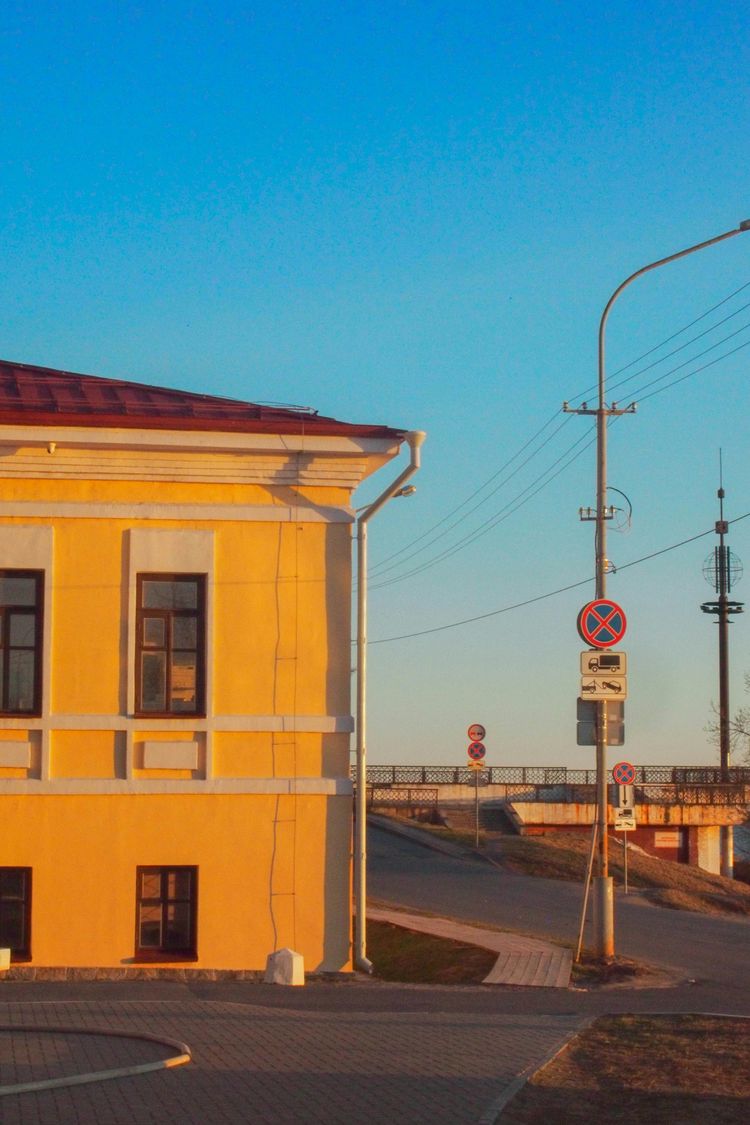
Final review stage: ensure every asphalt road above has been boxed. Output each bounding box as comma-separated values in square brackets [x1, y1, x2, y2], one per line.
[368, 824, 750, 1005]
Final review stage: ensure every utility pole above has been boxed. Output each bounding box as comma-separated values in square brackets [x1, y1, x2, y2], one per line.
[701, 467, 743, 878]
[564, 398, 634, 962]
[565, 219, 750, 959]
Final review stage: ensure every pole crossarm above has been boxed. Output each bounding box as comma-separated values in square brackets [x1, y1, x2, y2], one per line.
[562, 403, 636, 416]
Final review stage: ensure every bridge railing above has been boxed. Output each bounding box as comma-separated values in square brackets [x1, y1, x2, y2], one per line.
[367, 786, 439, 811]
[357, 764, 750, 786]
[354, 767, 750, 808]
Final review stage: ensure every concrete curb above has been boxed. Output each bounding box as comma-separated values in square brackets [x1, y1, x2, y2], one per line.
[0, 1023, 191, 1097]
[477, 1016, 593, 1124]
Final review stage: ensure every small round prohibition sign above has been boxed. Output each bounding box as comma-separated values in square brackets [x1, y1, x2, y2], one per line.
[467, 741, 486, 760]
[612, 760, 636, 785]
[467, 723, 486, 742]
[577, 599, 627, 648]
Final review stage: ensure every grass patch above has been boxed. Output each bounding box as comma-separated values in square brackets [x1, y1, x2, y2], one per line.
[378, 813, 750, 916]
[405, 817, 750, 918]
[373, 813, 487, 849]
[503, 1014, 750, 1123]
[366, 919, 496, 984]
[497, 833, 750, 917]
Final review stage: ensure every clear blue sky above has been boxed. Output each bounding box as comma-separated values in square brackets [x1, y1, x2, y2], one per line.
[2, 1, 749, 767]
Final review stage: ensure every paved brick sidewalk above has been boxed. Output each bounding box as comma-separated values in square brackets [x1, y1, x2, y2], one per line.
[0, 997, 586, 1124]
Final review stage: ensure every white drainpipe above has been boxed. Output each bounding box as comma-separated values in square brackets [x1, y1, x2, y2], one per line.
[354, 429, 425, 973]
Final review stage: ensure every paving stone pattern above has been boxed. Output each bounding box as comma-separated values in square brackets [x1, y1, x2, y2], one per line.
[0, 999, 584, 1124]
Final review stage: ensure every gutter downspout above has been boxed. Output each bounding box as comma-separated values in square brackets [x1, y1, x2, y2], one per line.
[354, 429, 426, 973]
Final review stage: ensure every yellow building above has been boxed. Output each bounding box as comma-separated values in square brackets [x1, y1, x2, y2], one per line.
[0, 359, 406, 976]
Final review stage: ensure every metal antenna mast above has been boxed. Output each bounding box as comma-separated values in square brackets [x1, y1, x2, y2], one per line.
[701, 457, 743, 878]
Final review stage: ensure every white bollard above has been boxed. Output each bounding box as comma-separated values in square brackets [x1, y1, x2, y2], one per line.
[264, 947, 305, 986]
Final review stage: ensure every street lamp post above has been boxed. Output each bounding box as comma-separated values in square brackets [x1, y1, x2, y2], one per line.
[567, 219, 750, 959]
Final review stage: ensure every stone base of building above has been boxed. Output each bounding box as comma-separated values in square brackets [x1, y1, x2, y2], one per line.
[2, 966, 353, 982]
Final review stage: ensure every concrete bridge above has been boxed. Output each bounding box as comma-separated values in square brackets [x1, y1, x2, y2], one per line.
[361, 764, 750, 874]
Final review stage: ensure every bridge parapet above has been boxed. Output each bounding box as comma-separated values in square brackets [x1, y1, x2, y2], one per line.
[361, 764, 750, 787]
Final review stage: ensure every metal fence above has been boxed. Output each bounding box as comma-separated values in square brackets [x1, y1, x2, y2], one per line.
[358, 764, 750, 786]
[353, 766, 750, 809]
[367, 786, 439, 810]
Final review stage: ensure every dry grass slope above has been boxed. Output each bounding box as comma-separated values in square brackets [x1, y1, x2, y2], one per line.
[503, 1015, 750, 1124]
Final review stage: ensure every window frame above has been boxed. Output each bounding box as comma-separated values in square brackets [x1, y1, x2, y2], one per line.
[0, 867, 32, 962]
[134, 865, 198, 962]
[0, 570, 43, 717]
[134, 574, 206, 718]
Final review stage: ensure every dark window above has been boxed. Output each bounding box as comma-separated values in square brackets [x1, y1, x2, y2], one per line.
[0, 867, 32, 961]
[135, 575, 205, 716]
[135, 867, 197, 959]
[0, 571, 43, 715]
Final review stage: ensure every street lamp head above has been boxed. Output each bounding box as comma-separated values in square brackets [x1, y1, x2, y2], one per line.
[740, 219, 750, 231]
[395, 485, 417, 498]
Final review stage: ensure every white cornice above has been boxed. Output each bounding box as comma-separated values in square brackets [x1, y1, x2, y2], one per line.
[0, 713, 355, 733]
[0, 501, 354, 524]
[0, 422, 401, 457]
[0, 436, 398, 488]
[0, 777, 353, 795]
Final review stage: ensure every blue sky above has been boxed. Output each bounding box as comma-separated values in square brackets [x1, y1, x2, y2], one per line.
[2, 2, 749, 767]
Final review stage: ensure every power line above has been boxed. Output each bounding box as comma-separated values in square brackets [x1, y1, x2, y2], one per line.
[368, 411, 568, 571]
[568, 280, 750, 402]
[367, 280, 750, 587]
[369, 410, 568, 574]
[369, 281, 750, 575]
[635, 338, 750, 403]
[622, 320, 750, 401]
[369, 329, 746, 591]
[604, 306, 750, 400]
[370, 416, 583, 582]
[370, 425, 596, 589]
[367, 520, 736, 645]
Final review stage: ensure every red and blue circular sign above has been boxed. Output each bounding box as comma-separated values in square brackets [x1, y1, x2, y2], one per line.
[467, 741, 486, 761]
[577, 599, 627, 649]
[612, 760, 636, 785]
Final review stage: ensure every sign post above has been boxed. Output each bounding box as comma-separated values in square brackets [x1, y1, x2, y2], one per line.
[612, 763, 636, 894]
[467, 725, 487, 848]
[577, 598, 628, 961]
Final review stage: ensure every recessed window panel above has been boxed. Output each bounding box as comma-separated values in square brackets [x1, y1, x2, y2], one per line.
[140, 652, 166, 712]
[9, 613, 35, 646]
[143, 580, 198, 611]
[167, 869, 193, 900]
[172, 616, 196, 649]
[0, 572, 42, 716]
[8, 651, 35, 712]
[135, 867, 197, 960]
[0, 868, 31, 960]
[136, 575, 204, 716]
[139, 905, 162, 948]
[0, 576, 37, 606]
[170, 653, 196, 710]
[143, 617, 165, 647]
[140, 872, 162, 900]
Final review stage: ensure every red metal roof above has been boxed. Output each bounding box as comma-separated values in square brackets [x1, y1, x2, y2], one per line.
[0, 359, 404, 440]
